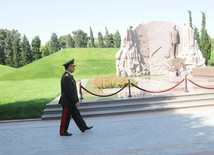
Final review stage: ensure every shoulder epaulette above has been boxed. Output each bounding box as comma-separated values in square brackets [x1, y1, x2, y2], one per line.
[66, 73, 69, 77]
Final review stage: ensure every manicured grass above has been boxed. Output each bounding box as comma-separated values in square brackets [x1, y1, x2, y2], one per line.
[0, 48, 119, 120]
[0, 65, 17, 77]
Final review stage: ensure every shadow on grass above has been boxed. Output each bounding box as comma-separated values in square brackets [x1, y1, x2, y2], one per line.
[0, 98, 53, 121]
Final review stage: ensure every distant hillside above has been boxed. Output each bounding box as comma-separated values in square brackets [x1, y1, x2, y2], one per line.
[0, 48, 119, 81]
[0, 65, 17, 77]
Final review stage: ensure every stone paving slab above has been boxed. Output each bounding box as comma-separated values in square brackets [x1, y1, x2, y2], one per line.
[1, 106, 214, 155]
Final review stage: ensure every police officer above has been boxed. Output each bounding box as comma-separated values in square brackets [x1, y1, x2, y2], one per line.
[59, 59, 92, 136]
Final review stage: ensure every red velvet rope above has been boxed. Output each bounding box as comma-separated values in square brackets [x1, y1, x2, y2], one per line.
[81, 83, 128, 97]
[131, 79, 185, 93]
[188, 79, 214, 89]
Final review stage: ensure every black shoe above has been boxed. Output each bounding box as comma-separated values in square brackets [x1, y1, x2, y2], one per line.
[85, 126, 93, 130]
[60, 132, 72, 136]
[81, 126, 93, 132]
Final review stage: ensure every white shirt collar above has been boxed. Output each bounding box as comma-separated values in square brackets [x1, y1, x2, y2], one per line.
[65, 71, 72, 76]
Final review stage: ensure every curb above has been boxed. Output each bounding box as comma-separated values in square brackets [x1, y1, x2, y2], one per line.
[0, 118, 42, 124]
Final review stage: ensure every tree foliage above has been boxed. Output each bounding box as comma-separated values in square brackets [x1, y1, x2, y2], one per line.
[72, 30, 88, 48]
[199, 12, 211, 65]
[49, 32, 60, 54]
[66, 34, 75, 48]
[109, 33, 114, 48]
[0, 29, 9, 65]
[89, 27, 95, 48]
[113, 30, 121, 48]
[20, 34, 32, 65]
[12, 33, 21, 68]
[58, 35, 66, 49]
[104, 27, 111, 48]
[188, 10, 193, 29]
[31, 36, 41, 61]
[5, 30, 18, 66]
[194, 26, 200, 46]
[40, 41, 49, 57]
[98, 32, 105, 48]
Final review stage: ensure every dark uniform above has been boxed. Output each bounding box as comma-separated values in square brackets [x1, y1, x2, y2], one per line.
[59, 59, 92, 136]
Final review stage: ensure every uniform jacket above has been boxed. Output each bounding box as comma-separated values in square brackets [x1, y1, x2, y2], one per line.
[58, 72, 79, 106]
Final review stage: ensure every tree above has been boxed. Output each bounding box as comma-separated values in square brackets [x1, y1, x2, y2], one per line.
[49, 32, 60, 54]
[109, 33, 114, 48]
[66, 34, 75, 48]
[20, 34, 31, 65]
[40, 43, 49, 57]
[113, 30, 121, 48]
[98, 32, 105, 48]
[129, 25, 133, 30]
[199, 12, 211, 65]
[194, 26, 200, 46]
[89, 27, 95, 48]
[0, 46, 3, 65]
[31, 36, 41, 61]
[5, 30, 16, 66]
[72, 30, 88, 48]
[12, 33, 21, 68]
[188, 10, 193, 29]
[104, 27, 111, 48]
[59, 35, 66, 49]
[0, 29, 9, 65]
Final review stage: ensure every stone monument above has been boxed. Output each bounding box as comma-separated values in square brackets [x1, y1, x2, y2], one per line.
[116, 21, 206, 77]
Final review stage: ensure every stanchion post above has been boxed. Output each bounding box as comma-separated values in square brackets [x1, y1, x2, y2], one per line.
[184, 74, 189, 92]
[79, 80, 84, 99]
[128, 79, 132, 97]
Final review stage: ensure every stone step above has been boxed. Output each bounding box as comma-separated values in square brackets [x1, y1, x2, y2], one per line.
[45, 92, 214, 109]
[42, 92, 214, 120]
[43, 94, 214, 113]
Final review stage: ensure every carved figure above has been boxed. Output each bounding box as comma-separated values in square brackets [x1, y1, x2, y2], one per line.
[170, 25, 179, 58]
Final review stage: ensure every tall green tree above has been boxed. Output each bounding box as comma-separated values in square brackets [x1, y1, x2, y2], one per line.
[98, 32, 105, 48]
[20, 34, 32, 65]
[49, 32, 60, 54]
[188, 10, 193, 29]
[194, 26, 200, 46]
[109, 33, 114, 48]
[58, 35, 66, 49]
[12, 33, 21, 68]
[89, 27, 95, 48]
[0, 29, 9, 65]
[104, 27, 111, 48]
[113, 30, 121, 48]
[72, 30, 88, 48]
[31, 36, 41, 61]
[66, 34, 75, 48]
[5, 30, 16, 66]
[199, 12, 211, 65]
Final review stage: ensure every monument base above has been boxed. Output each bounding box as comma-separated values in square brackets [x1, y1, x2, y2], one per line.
[192, 67, 214, 77]
[168, 58, 184, 76]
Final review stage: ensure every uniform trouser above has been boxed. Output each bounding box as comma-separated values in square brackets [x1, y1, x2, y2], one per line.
[172, 44, 178, 58]
[60, 106, 87, 135]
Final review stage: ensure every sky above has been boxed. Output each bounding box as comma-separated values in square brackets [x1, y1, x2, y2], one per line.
[1, 0, 214, 45]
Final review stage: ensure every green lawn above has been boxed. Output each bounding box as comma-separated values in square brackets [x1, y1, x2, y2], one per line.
[0, 48, 118, 120]
[0, 65, 17, 77]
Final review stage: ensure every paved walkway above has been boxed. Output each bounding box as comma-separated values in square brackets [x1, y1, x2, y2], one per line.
[1, 76, 214, 155]
[1, 106, 214, 155]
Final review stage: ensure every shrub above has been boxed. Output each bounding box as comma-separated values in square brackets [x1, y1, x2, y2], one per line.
[208, 59, 214, 66]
